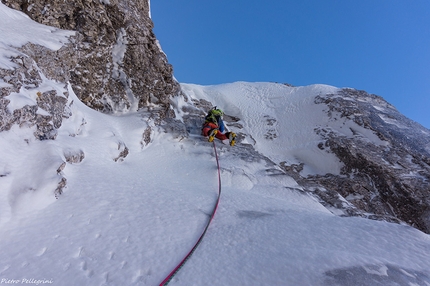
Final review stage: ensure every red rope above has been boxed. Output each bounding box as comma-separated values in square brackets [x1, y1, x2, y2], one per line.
[159, 141, 221, 285]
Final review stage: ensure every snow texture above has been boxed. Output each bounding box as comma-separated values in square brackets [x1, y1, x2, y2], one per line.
[0, 3, 429, 286]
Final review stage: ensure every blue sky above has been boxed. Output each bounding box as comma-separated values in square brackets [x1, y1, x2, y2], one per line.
[151, 1, 430, 129]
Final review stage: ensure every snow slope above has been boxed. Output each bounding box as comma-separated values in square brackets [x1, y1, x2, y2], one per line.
[180, 82, 386, 177]
[0, 3, 430, 286]
[1, 82, 430, 285]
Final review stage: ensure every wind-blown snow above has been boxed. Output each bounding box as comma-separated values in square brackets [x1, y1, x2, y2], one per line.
[0, 4, 430, 286]
[181, 82, 345, 176]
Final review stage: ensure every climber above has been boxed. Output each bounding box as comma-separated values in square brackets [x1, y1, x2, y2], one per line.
[202, 107, 236, 146]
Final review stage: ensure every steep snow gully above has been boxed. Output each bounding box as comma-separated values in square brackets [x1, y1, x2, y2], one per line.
[0, 3, 430, 285]
[1, 81, 429, 285]
[160, 141, 222, 286]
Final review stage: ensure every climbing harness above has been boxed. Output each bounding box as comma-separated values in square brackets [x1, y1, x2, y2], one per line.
[159, 141, 221, 285]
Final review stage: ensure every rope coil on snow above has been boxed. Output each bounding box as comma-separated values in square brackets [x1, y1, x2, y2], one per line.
[159, 141, 221, 285]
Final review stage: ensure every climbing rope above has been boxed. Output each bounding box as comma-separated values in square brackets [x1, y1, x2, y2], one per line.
[159, 141, 221, 285]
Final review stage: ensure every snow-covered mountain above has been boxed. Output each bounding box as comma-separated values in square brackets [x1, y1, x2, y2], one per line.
[178, 82, 430, 234]
[1, 2, 430, 286]
[1, 0, 180, 115]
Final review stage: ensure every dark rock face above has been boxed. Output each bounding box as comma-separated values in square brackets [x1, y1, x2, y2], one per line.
[308, 89, 430, 233]
[2, 0, 180, 115]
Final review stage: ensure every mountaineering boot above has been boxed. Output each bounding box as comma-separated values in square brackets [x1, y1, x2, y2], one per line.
[229, 132, 237, 146]
[208, 129, 218, 142]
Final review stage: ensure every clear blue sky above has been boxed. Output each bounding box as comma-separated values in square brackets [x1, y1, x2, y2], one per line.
[151, 1, 430, 129]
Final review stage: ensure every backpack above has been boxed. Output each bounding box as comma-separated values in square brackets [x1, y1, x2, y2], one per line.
[204, 108, 223, 125]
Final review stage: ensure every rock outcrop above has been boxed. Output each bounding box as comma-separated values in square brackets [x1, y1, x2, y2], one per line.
[0, 47, 71, 140]
[2, 0, 180, 115]
[0, 0, 179, 205]
[307, 89, 430, 233]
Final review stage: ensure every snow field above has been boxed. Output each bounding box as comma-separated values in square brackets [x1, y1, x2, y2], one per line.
[0, 91, 221, 285]
[171, 166, 430, 285]
[0, 82, 429, 286]
[0, 3, 429, 285]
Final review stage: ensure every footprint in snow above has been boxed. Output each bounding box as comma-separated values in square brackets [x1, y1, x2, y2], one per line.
[63, 263, 71, 271]
[120, 261, 127, 269]
[36, 247, 47, 256]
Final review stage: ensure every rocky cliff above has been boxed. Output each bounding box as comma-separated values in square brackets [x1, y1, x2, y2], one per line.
[308, 89, 430, 233]
[1, 0, 180, 115]
[279, 88, 430, 234]
[0, 1, 179, 204]
[282, 89, 430, 234]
